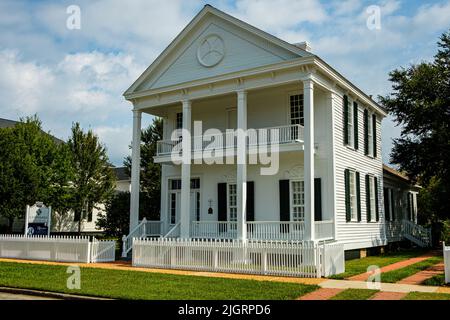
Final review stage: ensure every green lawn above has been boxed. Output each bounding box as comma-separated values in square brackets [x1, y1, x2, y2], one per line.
[422, 274, 447, 287]
[380, 256, 443, 283]
[330, 249, 427, 280]
[330, 289, 378, 300]
[0, 261, 317, 300]
[403, 292, 450, 300]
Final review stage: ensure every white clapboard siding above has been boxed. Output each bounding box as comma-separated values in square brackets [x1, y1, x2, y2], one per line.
[133, 238, 344, 278]
[332, 92, 385, 250]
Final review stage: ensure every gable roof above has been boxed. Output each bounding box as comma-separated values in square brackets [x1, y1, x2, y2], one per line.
[112, 167, 130, 181]
[124, 5, 386, 116]
[124, 4, 311, 97]
[0, 117, 64, 144]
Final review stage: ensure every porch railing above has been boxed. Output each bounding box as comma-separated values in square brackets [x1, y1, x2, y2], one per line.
[190, 220, 334, 241]
[121, 218, 162, 257]
[156, 124, 304, 156]
[190, 221, 238, 239]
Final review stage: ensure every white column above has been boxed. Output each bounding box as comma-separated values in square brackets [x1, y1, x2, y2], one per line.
[129, 109, 142, 233]
[236, 90, 247, 241]
[304, 79, 315, 241]
[180, 100, 191, 238]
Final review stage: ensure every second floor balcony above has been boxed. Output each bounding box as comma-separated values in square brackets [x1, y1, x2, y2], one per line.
[155, 124, 305, 162]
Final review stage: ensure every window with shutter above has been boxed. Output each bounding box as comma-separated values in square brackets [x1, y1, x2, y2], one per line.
[346, 169, 358, 221]
[347, 100, 354, 148]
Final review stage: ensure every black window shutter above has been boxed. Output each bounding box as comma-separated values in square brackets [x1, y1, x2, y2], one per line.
[366, 175, 371, 222]
[343, 95, 349, 145]
[354, 102, 359, 150]
[374, 177, 379, 221]
[314, 178, 322, 221]
[345, 169, 351, 222]
[356, 172, 361, 222]
[246, 181, 254, 222]
[384, 188, 390, 221]
[407, 193, 412, 221]
[391, 190, 396, 221]
[372, 114, 377, 157]
[279, 180, 290, 222]
[364, 109, 369, 155]
[217, 183, 227, 222]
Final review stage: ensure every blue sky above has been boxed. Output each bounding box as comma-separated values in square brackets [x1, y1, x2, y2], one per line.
[0, 0, 449, 166]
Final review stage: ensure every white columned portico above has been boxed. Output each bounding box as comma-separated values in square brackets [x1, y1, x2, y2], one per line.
[236, 90, 247, 241]
[303, 79, 315, 241]
[180, 99, 192, 238]
[130, 109, 142, 233]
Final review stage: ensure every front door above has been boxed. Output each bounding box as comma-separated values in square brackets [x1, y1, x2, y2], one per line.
[190, 191, 200, 222]
[169, 191, 200, 225]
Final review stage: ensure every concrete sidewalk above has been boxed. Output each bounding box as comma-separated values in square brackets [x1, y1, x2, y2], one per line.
[1, 258, 449, 295]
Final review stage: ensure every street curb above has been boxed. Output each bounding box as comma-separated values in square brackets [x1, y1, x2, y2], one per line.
[0, 287, 114, 300]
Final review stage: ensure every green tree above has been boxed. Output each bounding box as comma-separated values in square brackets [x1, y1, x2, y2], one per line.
[67, 123, 116, 233]
[97, 191, 130, 237]
[124, 117, 163, 220]
[380, 30, 450, 223]
[0, 116, 60, 232]
[47, 143, 75, 230]
[96, 191, 154, 236]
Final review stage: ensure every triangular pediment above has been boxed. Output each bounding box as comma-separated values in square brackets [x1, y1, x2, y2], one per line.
[126, 6, 309, 95]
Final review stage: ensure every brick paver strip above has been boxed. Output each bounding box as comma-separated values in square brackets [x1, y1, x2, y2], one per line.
[397, 263, 444, 285]
[370, 291, 406, 300]
[297, 288, 343, 300]
[348, 251, 438, 281]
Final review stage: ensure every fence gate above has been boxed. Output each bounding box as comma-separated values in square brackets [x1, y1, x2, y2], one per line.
[90, 240, 116, 263]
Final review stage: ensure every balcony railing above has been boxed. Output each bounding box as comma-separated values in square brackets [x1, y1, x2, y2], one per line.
[156, 124, 304, 157]
[190, 220, 333, 241]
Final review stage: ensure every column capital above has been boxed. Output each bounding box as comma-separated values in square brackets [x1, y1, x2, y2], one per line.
[303, 79, 314, 90]
[236, 89, 247, 97]
[182, 99, 191, 109]
[132, 109, 142, 116]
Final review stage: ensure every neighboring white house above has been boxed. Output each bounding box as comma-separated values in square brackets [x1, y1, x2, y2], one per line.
[120, 5, 428, 257]
[0, 162, 131, 234]
[51, 166, 131, 234]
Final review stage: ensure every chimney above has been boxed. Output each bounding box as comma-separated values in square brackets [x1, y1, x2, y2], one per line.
[293, 41, 311, 52]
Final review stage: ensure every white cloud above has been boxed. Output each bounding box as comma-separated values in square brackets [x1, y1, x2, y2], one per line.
[93, 125, 132, 165]
[331, 0, 363, 16]
[230, 0, 328, 33]
[0, 49, 144, 164]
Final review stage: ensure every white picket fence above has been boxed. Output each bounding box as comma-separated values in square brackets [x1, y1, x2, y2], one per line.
[0, 235, 116, 263]
[132, 238, 344, 278]
[444, 242, 449, 284]
[90, 239, 117, 263]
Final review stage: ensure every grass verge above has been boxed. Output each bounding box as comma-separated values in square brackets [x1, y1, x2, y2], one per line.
[422, 274, 447, 287]
[403, 292, 450, 300]
[330, 289, 378, 300]
[330, 248, 427, 280]
[380, 256, 443, 283]
[0, 261, 317, 300]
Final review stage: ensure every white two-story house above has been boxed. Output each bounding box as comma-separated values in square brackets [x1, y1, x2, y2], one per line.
[122, 5, 429, 260]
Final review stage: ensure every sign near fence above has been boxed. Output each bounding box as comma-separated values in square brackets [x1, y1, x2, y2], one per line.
[25, 202, 51, 236]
